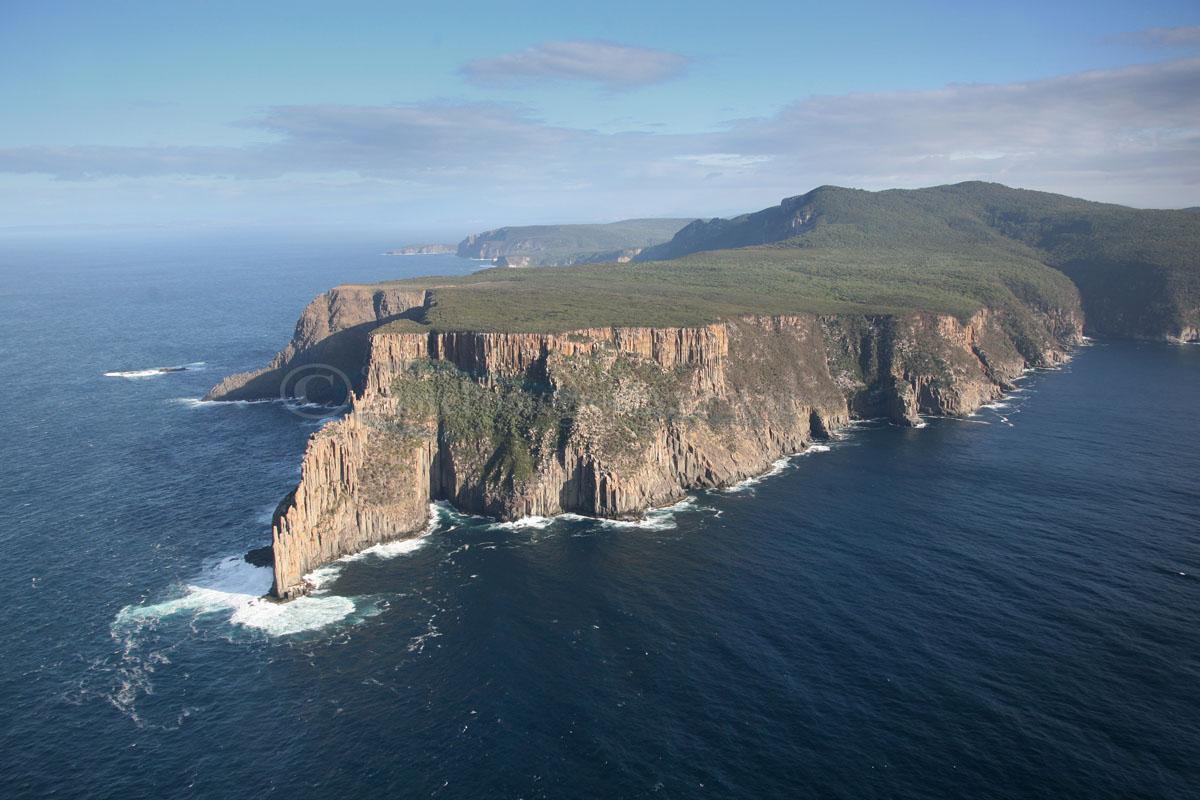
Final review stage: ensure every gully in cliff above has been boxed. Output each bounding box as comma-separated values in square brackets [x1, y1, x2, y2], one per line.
[210, 286, 1082, 601]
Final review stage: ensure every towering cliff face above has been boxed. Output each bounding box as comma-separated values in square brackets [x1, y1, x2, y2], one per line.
[268, 305, 1082, 599]
[205, 285, 428, 401]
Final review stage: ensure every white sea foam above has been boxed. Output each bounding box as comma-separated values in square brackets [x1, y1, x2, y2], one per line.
[555, 496, 699, 531]
[304, 564, 345, 590]
[489, 515, 555, 530]
[171, 396, 280, 409]
[621, 496, 699, 530]
[344, 533, 429, 561]
[722, 445, 831, 493]
[306, 502, 443, 591]
[407, 626, 442, 653]
[170, 396, 346, 424]
[106, 369, 174, 379]
[229, 594, 357, 636]
[113, 553, 361, 638]
[105, 362, 206, 379]
[99, 506, 445, 723]
[113, 554, 357, 638]
[724, 458, 789, 493]
[430, 500, 490, 527]
[283, 400, 340, 414]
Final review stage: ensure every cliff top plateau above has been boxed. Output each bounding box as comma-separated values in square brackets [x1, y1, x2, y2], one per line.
[365, 182, 1196, 340]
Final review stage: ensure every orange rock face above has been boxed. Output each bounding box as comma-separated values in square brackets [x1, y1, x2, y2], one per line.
[257, 303, 1083, 599]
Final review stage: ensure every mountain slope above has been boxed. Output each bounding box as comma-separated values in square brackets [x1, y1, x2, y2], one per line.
[457, 218, 693, 266]
[637, 183, 1199, 340]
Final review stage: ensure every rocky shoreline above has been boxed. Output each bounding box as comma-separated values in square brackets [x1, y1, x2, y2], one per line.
[209, 287, 1082, 599]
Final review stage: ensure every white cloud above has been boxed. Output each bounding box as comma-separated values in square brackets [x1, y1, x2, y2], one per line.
[1, 58, 1198, 224]
[460, 40, 689, 89]
[716, 58, 1200, 203]
[676, 153, 772, 169]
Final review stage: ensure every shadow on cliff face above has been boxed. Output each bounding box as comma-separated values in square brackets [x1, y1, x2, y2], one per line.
[207, 307, 428, 403]
[243, 545, 273, 568]
[279, 363, 354, 411]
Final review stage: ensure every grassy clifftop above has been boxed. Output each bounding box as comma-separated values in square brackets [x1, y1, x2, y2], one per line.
[366, 183, 1195, 338]
[373, 240, 1077, 335]
[637, 182, 1199, 339]
[364, 183, 1111, 334]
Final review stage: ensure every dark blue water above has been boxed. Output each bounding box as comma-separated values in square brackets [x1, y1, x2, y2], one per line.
[1, 234, 1197, 799]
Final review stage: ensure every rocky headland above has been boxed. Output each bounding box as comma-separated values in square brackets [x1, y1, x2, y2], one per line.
[209, 180, 1200, 599]
[210, 285, 1081, 599]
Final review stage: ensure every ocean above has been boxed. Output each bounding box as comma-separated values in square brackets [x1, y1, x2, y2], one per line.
[0, 232, 1196, 799]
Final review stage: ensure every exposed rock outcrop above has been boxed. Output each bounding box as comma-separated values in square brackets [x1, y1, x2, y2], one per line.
[1168, 325, 1199, 344]
[204, 285, 428, 401]
[267, 305, 1082, 598]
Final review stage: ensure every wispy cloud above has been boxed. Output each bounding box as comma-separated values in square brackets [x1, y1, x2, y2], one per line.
[461, 40, 689, 89]
[676, 153, 772, 169]
[0, 103, 584, 181]
[720, 58, 1200, 195]
[1112, 25, 1200, 48]
[2, 58, 1198, 221]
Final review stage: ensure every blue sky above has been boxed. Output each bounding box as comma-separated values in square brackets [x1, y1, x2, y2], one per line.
[1, 0, 1198, 235]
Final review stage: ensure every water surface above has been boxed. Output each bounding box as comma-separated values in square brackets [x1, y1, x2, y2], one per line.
[1, 234, 1196, 798]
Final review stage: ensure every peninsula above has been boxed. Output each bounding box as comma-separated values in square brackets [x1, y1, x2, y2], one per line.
[388, 218, 695, 267]
[208, 182, 1199, 599]
[455, 217, 693, 266]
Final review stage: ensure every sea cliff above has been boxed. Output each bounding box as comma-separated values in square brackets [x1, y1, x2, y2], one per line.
[205, 285, 428, 401]
[230, 291, 1081, 598]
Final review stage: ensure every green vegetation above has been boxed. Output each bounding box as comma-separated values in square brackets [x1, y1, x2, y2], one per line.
[385, 351, 692, 483]
[377, 247, 1077, 334]
[551, 350, 688, 459]
[366, 183, 1195, 338]
[457, 218, 693, 266]
[639, 182, 1200, 338]
[940, 183, 1200, 337]
[388, 361, 560, 486]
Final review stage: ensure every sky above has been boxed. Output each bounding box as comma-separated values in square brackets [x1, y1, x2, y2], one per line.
[1, 0, 1198, 237]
